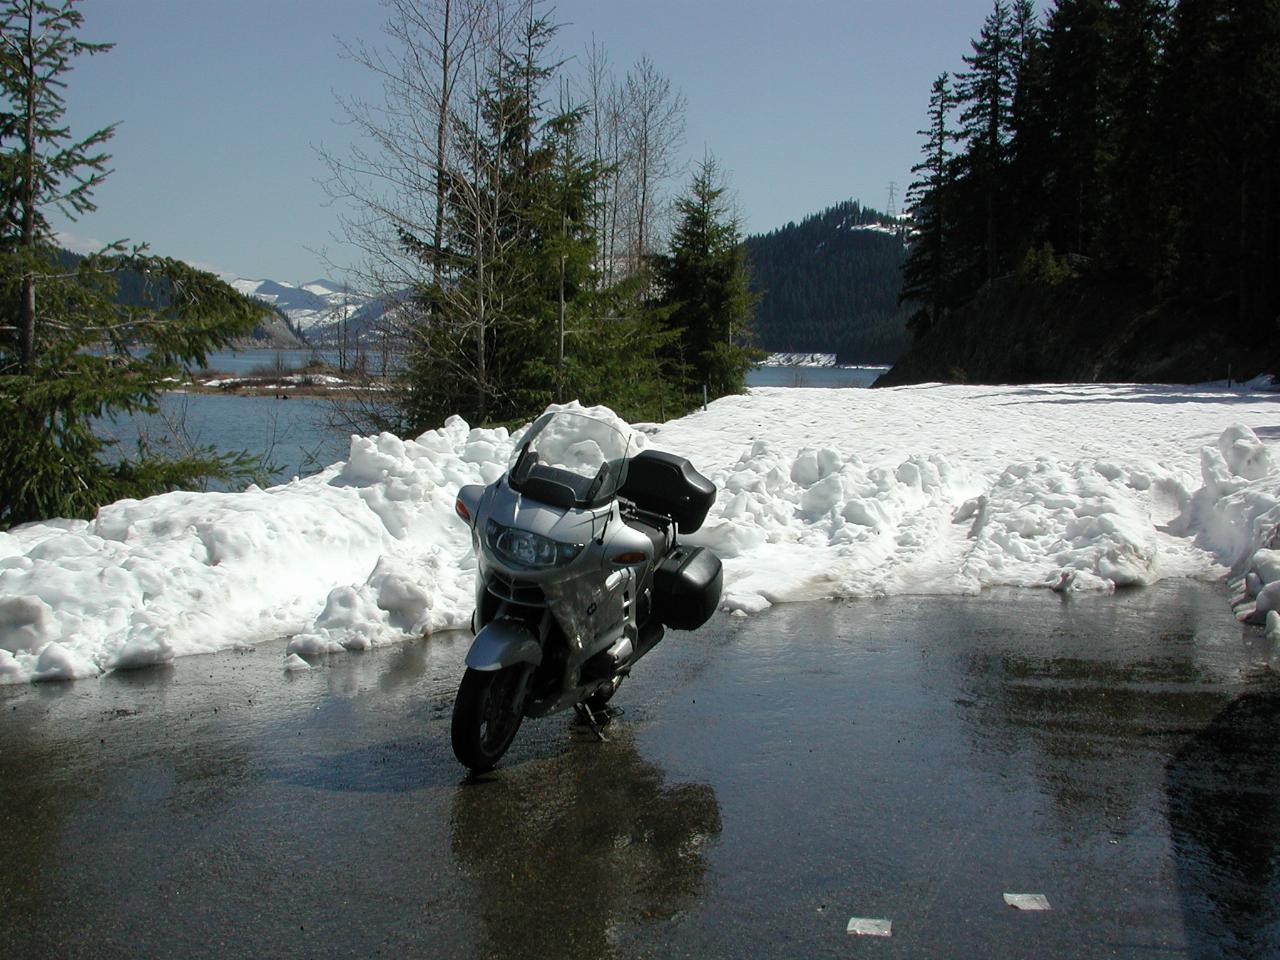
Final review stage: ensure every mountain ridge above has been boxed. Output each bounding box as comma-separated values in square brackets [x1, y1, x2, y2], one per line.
[230, 277, 371, 333]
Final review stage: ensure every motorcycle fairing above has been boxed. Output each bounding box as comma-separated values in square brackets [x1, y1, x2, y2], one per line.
[464, 619, 542, 671]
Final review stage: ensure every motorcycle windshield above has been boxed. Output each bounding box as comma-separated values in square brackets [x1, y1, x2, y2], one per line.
[508, 411, 635, 509]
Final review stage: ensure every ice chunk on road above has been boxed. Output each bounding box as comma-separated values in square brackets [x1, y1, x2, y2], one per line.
[847, 917, 893, 936]
[1003, 893, 1051, 911]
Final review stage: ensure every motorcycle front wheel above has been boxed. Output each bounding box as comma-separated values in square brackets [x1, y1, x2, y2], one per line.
[451, 666, 527, 771]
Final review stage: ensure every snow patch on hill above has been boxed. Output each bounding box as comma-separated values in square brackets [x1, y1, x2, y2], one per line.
[232, 278, 370, 332]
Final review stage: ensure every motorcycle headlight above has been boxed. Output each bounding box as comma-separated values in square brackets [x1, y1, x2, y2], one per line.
[485, 519, 584, 569]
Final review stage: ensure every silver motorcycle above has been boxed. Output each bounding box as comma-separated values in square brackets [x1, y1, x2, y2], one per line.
[451, 408, 722, 771]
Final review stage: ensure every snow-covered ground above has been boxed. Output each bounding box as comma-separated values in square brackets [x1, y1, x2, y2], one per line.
[4, 382, 1280, 684]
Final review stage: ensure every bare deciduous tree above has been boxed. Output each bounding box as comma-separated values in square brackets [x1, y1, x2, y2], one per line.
[318, 0, 487, 299]
[621, 55, 686, 270]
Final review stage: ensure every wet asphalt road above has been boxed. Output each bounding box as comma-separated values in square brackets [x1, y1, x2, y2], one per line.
[2, 580, 1279, 960]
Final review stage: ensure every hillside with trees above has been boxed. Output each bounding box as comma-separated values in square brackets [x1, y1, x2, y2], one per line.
[744, 201, 911, 363]
[881, 0, 1280, 386]
[53, 249, 305, 347]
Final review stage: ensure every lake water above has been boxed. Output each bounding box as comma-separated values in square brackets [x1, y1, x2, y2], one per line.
[747, 364, 886, 388]
[203, 347, 402, 377]
[200, 349, 887, 388]
[98, 392, 351, 489]
[103, 354, 887, 488]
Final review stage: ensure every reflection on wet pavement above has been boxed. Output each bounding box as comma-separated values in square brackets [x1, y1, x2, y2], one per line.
[1168, 688, 1280, 959]
[451, 729, 721, 959]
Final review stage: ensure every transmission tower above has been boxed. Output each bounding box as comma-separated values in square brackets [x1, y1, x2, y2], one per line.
[886, 180, 898, 219]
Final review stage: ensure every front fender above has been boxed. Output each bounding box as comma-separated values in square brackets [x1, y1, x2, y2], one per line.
[464, 619, 542, 672]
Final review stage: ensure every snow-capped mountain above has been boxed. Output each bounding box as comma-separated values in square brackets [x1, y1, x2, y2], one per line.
[231, 278, 372, 332]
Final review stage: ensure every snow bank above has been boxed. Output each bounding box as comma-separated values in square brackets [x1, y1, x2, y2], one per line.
[0, 414, 498, 683]
[685, 443, 1179, 609]
[2, 383, 1280, 683]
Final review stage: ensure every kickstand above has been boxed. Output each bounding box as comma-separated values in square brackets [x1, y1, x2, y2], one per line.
[573, 702, 609, 742]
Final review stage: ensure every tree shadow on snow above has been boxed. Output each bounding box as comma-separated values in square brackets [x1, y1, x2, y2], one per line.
[976, 385, 1280, 407]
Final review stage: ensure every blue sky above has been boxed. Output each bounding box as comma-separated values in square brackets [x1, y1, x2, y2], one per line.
[52, 0, 1017, 283]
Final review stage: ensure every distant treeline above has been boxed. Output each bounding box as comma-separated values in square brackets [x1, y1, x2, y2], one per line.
[891, 0, 1280, 383]
[744, 201, 912, 364]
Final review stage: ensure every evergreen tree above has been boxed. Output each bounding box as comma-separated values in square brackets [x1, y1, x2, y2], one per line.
[1005, 0, 1052, 259]
[1096, 0, 1169, 280]
[891, 0, 1280, 383]
[1159, 0, 1280, 333]
[955, 0, 1018, 283]
[1041, 0, 1110, 258]
[1227, 0, 1280, 335]
[0, 0, 267, 528]
[397, 1, 545, 429]
[901, 72, 956, 337]
[651, 156, 760, 402]
[530, 100, 600, 403]
[397, 4, 673, 429]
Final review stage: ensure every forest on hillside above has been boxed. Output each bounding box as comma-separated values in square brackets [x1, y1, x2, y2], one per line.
[884, 0, 1280, 386]
[744, 201, 912, 363]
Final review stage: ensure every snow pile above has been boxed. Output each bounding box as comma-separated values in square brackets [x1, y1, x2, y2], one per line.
[1179, 425, 1280, 631]
[646, 385, 1280, 613]
[3, 383, 1280, 683]
[0, 415, 506, 683]
[676, 437, 1172, 609]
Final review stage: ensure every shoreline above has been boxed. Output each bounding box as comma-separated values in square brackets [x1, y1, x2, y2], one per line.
[166, 372, 391, 399]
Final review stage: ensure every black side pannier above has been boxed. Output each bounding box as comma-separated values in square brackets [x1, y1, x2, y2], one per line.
[653, 545, 722, 630]
[620, 450, 715, 533]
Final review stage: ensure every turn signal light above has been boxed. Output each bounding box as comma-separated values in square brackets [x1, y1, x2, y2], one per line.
[611, 551, 646, 565]
[455, 498, 471, 522]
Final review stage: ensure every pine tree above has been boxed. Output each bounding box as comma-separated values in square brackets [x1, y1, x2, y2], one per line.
[651, 155, 760, 403]
[398, 0, 541, 429]
[955, 0, 1018, 283]
[1159, 0, 1280, 334]
[396, 3, 675, 428]
[893, 0, 1280, 381]
[1005, 0, 1052, 260]
[1227, 0, 1280, 335]
[901, 72, 956, 337]
[0, 0, 267, 528]
[1040, 0, 1110, 258]
[1095, 0, 1168, 280]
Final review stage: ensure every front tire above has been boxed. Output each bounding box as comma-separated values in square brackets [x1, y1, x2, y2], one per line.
[451, 666, 527, 771]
